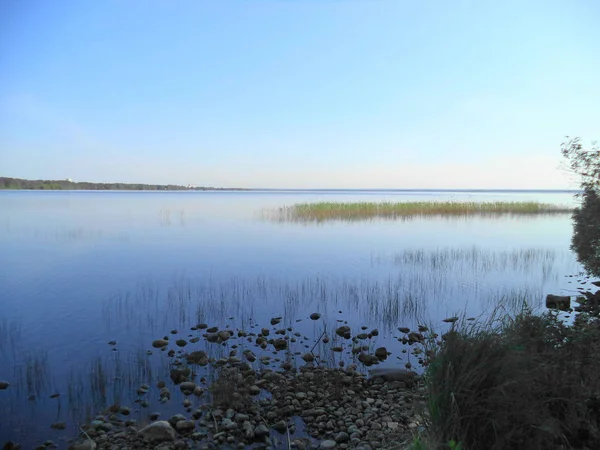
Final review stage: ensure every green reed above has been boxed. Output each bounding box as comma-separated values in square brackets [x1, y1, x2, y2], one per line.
[268, 201, 573, 222]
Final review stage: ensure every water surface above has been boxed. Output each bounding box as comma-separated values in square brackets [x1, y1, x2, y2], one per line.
[0, 190, 582, 447]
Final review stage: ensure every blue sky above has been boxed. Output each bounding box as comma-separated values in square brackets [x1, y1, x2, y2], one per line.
[0, 0, 598, 189]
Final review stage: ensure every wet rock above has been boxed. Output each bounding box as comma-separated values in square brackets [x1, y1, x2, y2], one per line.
[152, 339, 169, 348]
[170, 367, 191, 384]
[407, 332, 425, 344]
[320, 440, 337, 449]
[0, 381, 9, 390]
[374, 347, 388, 360]
[149, 412, 161, 421]
[205, 333, 219, 343]
[168, 414, 186, 427]
[179, 381, 196, 395]
[249, 385, 261, 395]
[138, 421, 175, 442]
[302, 353, 315, 363]
[271, 317, 282, 325]
[336, 326, 351, 339]
[185, 350, 209, 366]
[398, 327, 410, 334]
[119, 406, 130, 415]
[221, 418, 237, 431]
[310, 313, 321, 320]
[69, 441, 97, 450]
[254, 423, 270, 438]
[335, 431, 349, 443]
[272, 420, 287, 433]
[218, 331, 232, 341]
[175, 420, 195, 433]
[175, 339, 187, 347]
[207, 326, 218, 333]
[546, 294, 571, 311]
[273, 339, 288, 351]
[50, 422, 66, 430]
[357, 353, 379, 366]
[242, 421, 254, 440]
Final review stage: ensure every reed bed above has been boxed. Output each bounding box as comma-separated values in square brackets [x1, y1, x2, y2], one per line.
[268, 201, 573, 222]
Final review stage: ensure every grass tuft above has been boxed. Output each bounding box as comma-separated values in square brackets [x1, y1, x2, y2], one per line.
[423, 307, 600, 449]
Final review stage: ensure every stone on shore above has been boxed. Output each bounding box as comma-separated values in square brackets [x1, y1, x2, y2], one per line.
[138, 421, 175, 442]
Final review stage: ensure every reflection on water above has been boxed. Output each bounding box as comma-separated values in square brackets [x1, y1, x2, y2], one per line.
[0, 190, 583, 447]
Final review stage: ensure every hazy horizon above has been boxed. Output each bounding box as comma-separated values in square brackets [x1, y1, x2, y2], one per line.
[1, 1, 598, 190]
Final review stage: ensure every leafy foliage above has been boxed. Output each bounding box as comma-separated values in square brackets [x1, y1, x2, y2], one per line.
[561, 137, 600, 277]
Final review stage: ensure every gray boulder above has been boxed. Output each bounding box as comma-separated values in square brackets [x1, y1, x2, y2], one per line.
[138, 421, 175, 442]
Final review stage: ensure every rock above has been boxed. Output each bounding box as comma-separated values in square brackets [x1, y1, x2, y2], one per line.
[336, 326, 351, 338]
[50, 422, 66, 430]
[272, 420, 287, 433]
[69, 441, 97, 450]
[546, 294, 571, 311]
[249, 385, 261, 395]
[254, 423, 270, 438]
[242, 421, 254, 440]
[179, 381, 196, 395]
[335, 431, 349, 443]
[442, 317, 459, 323]
[302, 353, 315, 363]
[271, 317, 282, 325]
[152, 339, 169, 348]
[119, 406, 130, 415]
[374, 347, 388, 360]
[170, 367, 191, 384]
[357, 353, 379, 366]
[175, 339, 187, 347]
[262, 371, 284, 383]
[320, 440, 337, 449]
[175, 420, 196, 432]
[273, 339, 288, 350]
[221, 418, 237, 431]
[407, 332, 425, 343]
[185, 350, 209, 366]
[218, 331, 231, 341]
[398, 327, 410, 334]
[0, 381, 9, 390]
[310, 313, 321, 320]
[150, 412, 161, 420]
[139, 421, 175, 442]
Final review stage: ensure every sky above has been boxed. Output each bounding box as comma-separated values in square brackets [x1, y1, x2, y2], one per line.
[0, 0, 599, 189]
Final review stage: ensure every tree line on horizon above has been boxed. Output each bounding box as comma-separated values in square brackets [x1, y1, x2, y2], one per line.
[0, 176, 243, 191]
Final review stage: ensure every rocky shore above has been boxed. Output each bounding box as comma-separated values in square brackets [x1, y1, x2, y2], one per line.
[67, 365, 426, 450]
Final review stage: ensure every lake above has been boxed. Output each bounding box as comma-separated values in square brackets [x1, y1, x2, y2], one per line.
[0, 189, 583, 448]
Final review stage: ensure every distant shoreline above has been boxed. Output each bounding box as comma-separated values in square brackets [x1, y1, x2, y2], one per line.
[0, 176, 580, 193]
[0, 176, 248, 191]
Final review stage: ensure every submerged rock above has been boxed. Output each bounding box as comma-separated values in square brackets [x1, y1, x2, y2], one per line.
[546, 294, 571, 311]
[152, 339, 169, 348]
[0, 381, 9, 390]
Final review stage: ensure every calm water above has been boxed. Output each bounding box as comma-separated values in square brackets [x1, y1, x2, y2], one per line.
[0, 190, 583, 447]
